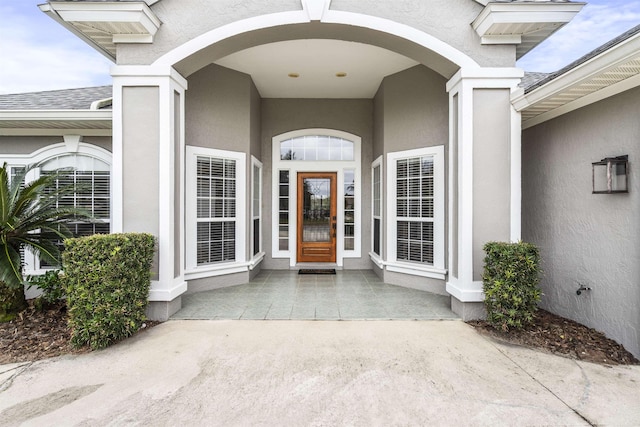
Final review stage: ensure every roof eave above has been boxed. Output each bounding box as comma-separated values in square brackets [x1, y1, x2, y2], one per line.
[513, 31, 640, 129]
[0, 110, 113, 135]
[473, 2, 586, 59]
[39, 3, 115, 61]
[39, 1, 162, 61]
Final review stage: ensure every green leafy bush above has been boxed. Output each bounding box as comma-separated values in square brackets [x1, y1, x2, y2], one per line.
[28, 270, 65, 311]
[482, 241, 542, 331]
[63, 233, 156, 349]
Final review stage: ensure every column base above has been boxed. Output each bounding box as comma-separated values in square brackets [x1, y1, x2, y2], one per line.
[146, 297, 182, 321]
[451, 296, 486, 321]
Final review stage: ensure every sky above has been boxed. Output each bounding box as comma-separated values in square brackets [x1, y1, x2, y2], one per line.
[1, 0, 639, 95]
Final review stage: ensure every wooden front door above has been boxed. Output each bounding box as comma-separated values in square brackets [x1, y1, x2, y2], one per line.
[297, 172, 337, 263]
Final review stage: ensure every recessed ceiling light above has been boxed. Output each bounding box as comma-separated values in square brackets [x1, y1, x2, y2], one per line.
[335, 72, 347, 78]
[288, 73, 300, 78]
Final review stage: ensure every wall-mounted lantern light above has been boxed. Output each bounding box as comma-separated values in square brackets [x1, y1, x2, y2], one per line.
[592, 155, 629, 194]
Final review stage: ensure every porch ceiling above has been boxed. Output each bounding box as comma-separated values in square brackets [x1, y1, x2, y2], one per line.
[214, 39, 419, 99]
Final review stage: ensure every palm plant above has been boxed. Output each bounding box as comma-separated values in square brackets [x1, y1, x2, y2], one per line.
[0, 162, 92, 320]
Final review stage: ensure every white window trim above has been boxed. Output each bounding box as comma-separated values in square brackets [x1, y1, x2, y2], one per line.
[271, 128, 361, 266]
[4, 142, 112, 276]
[386, 146, 447, 280]
[251, 155, 265, 264]
[369, 155, 383, 266]
[185, 146, 246, 279]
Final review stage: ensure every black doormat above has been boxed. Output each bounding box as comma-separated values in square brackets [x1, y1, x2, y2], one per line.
[298, 269, 336, 275]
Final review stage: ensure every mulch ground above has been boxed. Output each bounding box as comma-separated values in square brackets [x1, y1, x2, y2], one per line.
[1, 304, 638, 366]
[0, 301, 159, 365]
[467, 309, 639, 366]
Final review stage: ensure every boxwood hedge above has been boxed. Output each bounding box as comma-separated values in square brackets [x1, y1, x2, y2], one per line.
[62, 233, 155, 349]
[482, 241, 542, 331]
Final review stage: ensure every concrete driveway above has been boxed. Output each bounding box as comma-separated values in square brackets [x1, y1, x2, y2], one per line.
[1, 320, 639, 426]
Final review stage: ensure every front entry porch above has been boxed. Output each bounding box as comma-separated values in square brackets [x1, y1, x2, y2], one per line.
[172, 270, 458, 320]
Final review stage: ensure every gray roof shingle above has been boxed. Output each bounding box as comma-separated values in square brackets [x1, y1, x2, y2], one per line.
[0, 86, 112, 110]
[520, 72, 551, 88]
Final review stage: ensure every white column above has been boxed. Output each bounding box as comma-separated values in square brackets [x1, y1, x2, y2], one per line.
[445, 68, 523, 303]
[111, 65, 188, 302]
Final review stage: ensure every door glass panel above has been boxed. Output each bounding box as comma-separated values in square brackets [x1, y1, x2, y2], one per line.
[302, 178, 331, 242]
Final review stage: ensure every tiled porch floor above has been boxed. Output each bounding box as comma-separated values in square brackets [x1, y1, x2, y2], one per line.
[172, 270, 458, 320]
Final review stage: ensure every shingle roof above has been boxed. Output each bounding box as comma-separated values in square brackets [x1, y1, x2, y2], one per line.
[0, 86, 112, 110]
[520, 72, 551, 88]
[524, 23, 640, 92]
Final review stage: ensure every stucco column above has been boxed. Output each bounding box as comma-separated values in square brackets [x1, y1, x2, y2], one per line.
[445, 68, 523, 319]
[111, 65, 188, 320]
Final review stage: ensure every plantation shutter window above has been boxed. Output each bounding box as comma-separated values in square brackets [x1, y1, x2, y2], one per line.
[386, 146, 445, 278]
[186, 146, 246, 277]
[396, 156, 434, 265]
[196, 156, 237, 265]
[40, 155, 111, 268]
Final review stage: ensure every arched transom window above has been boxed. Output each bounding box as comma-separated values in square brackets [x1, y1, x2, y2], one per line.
[280, 135, 354, 161]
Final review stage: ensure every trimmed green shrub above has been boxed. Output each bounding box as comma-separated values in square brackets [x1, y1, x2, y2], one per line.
[482, 241, 542, 331]
[28, 270, 66, 311]
[63, 233, 156, 349]
[0, 281, 25, 322]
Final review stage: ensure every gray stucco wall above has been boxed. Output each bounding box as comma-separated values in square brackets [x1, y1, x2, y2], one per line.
[473, 89, 511, 281]
[0, 136, 111, 154]
[249, 78, 262, 272]
[122, 86, 159, 236]
[117, 0, 514, 75]
[122, 86, 160, 276]
[331, 0, 513, 67]
[381, 66, 448, 154]
[373, 83, 385, 162]
[118, 0, 300, 65]
[522, 87, 640, 358]
[250, 81, 262, 160]
[378, 65, 449, 290]
[186, 64, 253, 152]
[260, 98, 374, 269]
[185, 63, 258, 264]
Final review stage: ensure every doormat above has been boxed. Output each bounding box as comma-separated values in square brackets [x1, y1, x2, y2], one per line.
[298, 269, 336, 275]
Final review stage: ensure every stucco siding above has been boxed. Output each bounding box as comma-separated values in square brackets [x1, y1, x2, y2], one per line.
[473, 89, 511, 282]
[373, 83, 384, 161]
[260, 98, 374, 269]
[331, 0, 513, 67]
[250, 81, 262, 160]
[249, 79, 262, 264]
[0, 136, 111, 154]
[522, 87, 640, 358]
[382, 66, 448, 154]
[185, 63, 258, 262]
[122, 86, 160, 279]
[186, 64, 252, 152]
[118, 0, 300, 65]
[381, 65, 449, 289]
[122, 86, 159, 233]
[117, 0, 514, 74]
